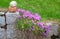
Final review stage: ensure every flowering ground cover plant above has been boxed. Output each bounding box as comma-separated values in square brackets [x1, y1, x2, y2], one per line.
[17, 9, 51, 36]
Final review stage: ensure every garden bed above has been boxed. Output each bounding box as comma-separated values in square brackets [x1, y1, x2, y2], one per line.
[15, 29, 43, 39]
[15, 21, 60, 39]
[0, 8, 60, 39]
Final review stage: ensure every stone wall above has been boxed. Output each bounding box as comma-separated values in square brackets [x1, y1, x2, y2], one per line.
[16, 23, 60, 39]
[0, 12, 19, 39]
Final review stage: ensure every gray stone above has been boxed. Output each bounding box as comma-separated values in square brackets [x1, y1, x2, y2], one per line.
[6, 12, 20, 24]
[6, 12, 20, 39]
[0, 12, 20, 39]
[0, 12, 4, 15]
[49, 24, 59, 36]
[0, 12, 5, 26]
[46, 23, 59, 39]
[7, 24, 16, 39]
[0, 16, 5, 26]
[0, 28, 6, 39]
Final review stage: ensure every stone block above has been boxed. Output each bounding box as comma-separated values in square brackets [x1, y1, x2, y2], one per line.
[7, 24, 16, 39]
[0, 28, 6, 39]
[6, 12, 20, 24]
[0, 12, 5, 26]
[0, 12, 5, 15]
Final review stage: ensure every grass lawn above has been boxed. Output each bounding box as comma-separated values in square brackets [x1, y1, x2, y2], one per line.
[0, 0, 60, 20]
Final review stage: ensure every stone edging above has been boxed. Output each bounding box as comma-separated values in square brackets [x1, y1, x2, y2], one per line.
[0, 8, 8, 12]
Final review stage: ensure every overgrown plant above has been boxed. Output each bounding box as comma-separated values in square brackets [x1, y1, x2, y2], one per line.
[17, 9, 51, 36]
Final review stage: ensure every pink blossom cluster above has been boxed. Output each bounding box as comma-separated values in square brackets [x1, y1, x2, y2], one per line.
[17, 9, 51, 36]
[17, 9, 41, 21]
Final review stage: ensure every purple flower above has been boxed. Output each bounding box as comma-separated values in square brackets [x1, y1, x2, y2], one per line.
[43, 24, 51, 36]
[17, 15, 21, 19]
[23, 11, 33, 19]
[45, 23, 51, 30]
[28, 14, 33, 19]
[44, 26, 51, 33]
[37, 22, 44, 29]
[31, 20, 36, 24]
[33, 13, 41, 20]
[31, 26, 35, 29]
[46, 22, 51, 26]
[43, 31, 48, 37]
[29, 26, 35, 31]
[17, 9, 25, 13]
[43, 26, 50, 36]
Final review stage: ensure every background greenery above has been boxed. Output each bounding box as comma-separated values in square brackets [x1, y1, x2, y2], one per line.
[0, 0, 60, 20]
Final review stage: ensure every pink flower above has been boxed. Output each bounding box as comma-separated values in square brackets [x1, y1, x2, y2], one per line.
[23, 11, 33, 19]
[45, 23, 51, 31]
[29, 26, 35, 31]
[43, 24, 51, 36]
[17, 15, 21, 19]
[37, 22, 44, 29]
[17, 9, 25, 13]
[44, 25, 51, 31]
[33, 13, 41, 20]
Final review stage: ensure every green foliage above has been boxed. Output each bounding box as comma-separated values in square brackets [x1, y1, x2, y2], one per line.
[17, 18, 33, 30]
[33, 26, 42, 35]
[0, 0, 60, 19]
[17, 18, 43, 35]
[58, 27, 60, 32]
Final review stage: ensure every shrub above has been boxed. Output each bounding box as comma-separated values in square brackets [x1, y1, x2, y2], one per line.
[17, 9, 51, 36]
